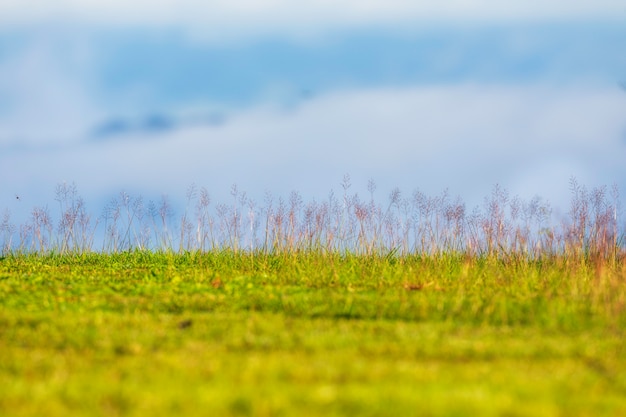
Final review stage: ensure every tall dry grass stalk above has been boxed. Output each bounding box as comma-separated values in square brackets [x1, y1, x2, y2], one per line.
[1, 178, 624, 263]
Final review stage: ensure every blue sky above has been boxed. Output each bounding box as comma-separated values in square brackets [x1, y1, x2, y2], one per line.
[1, 1, 625, 222]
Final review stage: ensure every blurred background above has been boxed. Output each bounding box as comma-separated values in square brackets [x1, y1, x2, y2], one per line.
[1, 0, 626, 224]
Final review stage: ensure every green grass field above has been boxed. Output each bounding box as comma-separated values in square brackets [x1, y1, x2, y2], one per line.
[1, 251, 625, 416]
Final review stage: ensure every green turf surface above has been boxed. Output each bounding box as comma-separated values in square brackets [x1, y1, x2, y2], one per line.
[1, 252, 625, 416]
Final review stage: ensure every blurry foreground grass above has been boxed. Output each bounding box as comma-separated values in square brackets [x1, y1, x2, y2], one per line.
[1, 251, 625, 416]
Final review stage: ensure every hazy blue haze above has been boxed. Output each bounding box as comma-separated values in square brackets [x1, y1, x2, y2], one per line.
[1, 5, 625, 229]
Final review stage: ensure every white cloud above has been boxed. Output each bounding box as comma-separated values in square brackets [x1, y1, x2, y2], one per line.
[1, 1, 625, 43]
[2, 84, 625, 217]
[0, 33, 101, 147]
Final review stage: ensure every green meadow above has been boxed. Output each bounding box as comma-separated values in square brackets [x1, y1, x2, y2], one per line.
[1, 180, 625, 415]
[1, 251, 625, 417]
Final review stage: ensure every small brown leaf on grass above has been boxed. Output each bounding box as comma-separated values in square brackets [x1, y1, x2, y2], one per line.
[403, 283, 425, 291]
[403, 282, 444, 292]
[178, 319, 193, 330]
